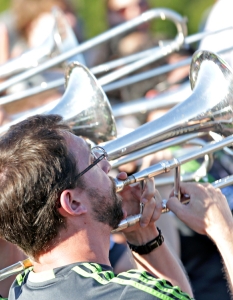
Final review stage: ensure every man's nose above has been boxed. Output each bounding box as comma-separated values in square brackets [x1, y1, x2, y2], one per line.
[99, 159, 111, 174]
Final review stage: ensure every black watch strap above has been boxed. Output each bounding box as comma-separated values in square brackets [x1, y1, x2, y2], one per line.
[127, 227, 164, 255]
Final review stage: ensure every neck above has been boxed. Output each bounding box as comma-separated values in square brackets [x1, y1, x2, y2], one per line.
[33, 223, 111, 272]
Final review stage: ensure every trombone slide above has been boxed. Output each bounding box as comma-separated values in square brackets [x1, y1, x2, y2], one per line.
[113, 173, 233, 233]
[113, 135, 233, 232]
[113, 134, 233, 192]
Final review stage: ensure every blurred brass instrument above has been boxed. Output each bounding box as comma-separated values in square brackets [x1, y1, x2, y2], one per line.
[1, 26, 233, 107]
[0, 62, 117, 143]
[0, 7, 85, 80]
[0, 7, 187, 109]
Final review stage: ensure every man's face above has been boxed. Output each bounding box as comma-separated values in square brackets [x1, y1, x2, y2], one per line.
[64, 132, 123, 229]
[108, 0, 149, 27]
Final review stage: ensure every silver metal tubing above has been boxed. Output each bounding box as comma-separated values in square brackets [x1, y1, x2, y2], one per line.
[0, 7, 85, 79]
[0, 258, 32, 281]
[99, 27, 233, 86]
[2, 27, 232, 107]
[110, 132, 207, 168]
[102, 51, 233, 161]
[0, 8, 186, 94]
[111, 81, 191, 118]
[103, 45, 233, 92]
[0, 48, 162, 106]
[212, 175, 233, 189]
[0, 9, 186, 106]
[0, 56, 191, 107]
[103, 58, 191, 92]
[113, 135, 233, 232]
[113, 135, 233, 192]
[97, 14, 186, 86]
[154, 155, 213, 187]
[91, 47, 159, 75]
[156, 137, 214, 187]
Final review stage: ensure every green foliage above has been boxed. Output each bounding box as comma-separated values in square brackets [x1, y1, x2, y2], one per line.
[0, 1, 10, 12]
[148, 0, 215, 36]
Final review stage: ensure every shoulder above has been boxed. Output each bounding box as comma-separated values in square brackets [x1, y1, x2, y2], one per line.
[74, 264, 192, 299]
[8, 263, 193, 299]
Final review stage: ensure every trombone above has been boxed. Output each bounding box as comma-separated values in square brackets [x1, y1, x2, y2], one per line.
[112, 134, 233, 232]
[111, 133, 214, 188]
[1, 47, 233, 147]
[1, 27, 232, 108]
[101, 50, 233, 161]
[0, 8, 186, 94]
[113, 134, 233, 193]
[0, 7, 85, 79]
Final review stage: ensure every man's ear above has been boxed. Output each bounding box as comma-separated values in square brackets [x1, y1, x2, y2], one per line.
[59, 190, 87, 217]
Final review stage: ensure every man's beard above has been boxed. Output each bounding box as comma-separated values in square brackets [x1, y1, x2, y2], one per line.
[87, 177, 123, 229]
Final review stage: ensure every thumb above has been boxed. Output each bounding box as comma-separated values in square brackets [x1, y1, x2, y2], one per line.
[166, 196, 184, 216]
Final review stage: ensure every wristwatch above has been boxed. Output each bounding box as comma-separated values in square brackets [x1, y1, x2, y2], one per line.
[127, 227, 164, 255]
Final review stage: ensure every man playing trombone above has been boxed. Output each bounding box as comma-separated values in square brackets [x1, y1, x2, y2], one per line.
[0, 114, 232, 299]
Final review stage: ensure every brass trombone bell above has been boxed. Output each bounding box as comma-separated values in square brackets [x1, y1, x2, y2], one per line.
[102, 50, 233, 161]
[50, 62, 117, 143]
[0, 62, 117, 144]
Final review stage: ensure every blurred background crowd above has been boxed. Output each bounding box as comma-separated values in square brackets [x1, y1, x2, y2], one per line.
[0, 0, 233, 299]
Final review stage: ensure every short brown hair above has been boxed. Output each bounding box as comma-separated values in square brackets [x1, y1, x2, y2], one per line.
[0, 114, 84, 258]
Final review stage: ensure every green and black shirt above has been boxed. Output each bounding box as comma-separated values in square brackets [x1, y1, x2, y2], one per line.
[2, 262, 192, 300]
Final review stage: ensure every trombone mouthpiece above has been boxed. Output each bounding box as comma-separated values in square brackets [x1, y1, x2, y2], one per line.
[111, 214, 142, 233]
[114, 175, 137, 192]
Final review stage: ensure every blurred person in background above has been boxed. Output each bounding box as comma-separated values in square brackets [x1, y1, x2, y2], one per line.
[0, 0, 84, 121]
[0, 0, 83, 62]
[94, 0, 168, 105]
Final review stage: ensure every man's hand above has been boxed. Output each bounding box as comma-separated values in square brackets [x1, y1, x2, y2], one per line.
[167, 182, 233, 238]
[117, 172, 163, 244]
